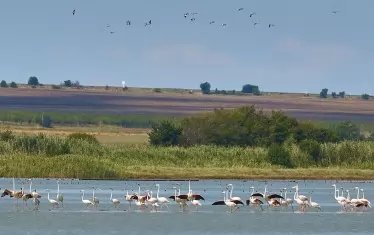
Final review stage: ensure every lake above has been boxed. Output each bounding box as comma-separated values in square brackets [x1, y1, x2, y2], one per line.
[0, 178, 373, 235]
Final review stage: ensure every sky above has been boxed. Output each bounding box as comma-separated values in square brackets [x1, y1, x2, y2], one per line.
[0, 0, 373, 94]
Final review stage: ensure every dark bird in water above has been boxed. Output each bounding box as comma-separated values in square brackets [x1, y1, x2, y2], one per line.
[126, 20, 131, 26]
[253, 22, 259, 27]
[110, 31, 115, 34]
[190, 18, 196, 23]
[332, 10, 340, 14]
[209, 21, 215, 24]
[238, 8, 244, 11]
[222, 23, 227, 27]
[269, 24, 275, 28]
[184, 13, 189, 18]
[106, 24, 110, 28]
[72, 9, 76, 15]
[250, 12, 256, 18]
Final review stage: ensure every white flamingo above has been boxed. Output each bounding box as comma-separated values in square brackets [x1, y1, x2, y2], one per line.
[292, 185, 308, 212]
[109, 188, 120, 209]
[212, 189, 244, 213]
[28, 179, 41, 199]
[46, 189, 59, 209]
[332, 184, 347, 211]
[309, 192, 322, 211]
[56, 180, 64, 207]
[155, 184, 170, 210]
[227, 184, 243, 202]
[359, 189, 371, 208]
[80, 190, 94, 208]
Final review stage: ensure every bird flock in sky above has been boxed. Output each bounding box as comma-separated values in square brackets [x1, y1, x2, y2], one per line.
[0, 179, 371, 214]
[69, 6, 341, 35]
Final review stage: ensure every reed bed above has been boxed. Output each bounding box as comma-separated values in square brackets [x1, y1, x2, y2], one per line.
[1, 133, 374, 179]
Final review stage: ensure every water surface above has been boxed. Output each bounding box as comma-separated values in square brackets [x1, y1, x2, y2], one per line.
[0, 178, 373, 235]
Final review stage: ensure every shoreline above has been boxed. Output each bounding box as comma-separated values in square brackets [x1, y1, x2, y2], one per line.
[3, 168, 374, 181]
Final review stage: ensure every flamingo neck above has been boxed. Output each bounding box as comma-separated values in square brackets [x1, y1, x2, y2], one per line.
[356, 188, 360, 199]
[230, 185, 233, 198]
[156, 185, 160, 198]
[110, 192, 113, 200]
[333, 185, 337, 199]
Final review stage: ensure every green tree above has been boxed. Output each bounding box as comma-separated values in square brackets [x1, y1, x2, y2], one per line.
[331, 92, 338, 98]
[361, 93, 370, 100]
[200, 82, 211, 94]
[319, 88, 328, 98]
[9, 82, 18, 88]
[242, 84, 260, 94]
[338, 91, 345, 98]
[28, 76, 39, 86]
[148, 120, 182, 146]
[0, 80, 8, 88]
[64, 80, 72, 87]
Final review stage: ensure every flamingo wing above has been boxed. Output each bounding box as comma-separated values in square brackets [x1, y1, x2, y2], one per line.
[231, 200, 244, 205]
[251, 193, 264, 198]
[212, 200, 226, 205]
[268, 194, 284, 200]
[178, 194, 189, 200]
[192, 194, 205, 201]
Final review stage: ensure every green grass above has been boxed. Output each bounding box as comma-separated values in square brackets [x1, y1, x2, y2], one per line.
[0, 110, 177, 128]
[1, 133, 374, 180]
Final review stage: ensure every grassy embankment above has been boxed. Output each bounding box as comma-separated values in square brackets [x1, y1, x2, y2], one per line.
[1, 130, 374, 180]
[1, 110, 374, 180]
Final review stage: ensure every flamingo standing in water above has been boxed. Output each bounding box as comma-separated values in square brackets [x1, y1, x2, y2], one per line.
[155, 184, 170, 210]
[246, 186, 264, 211]
[80, 190, 94, 209]
[212, 188, 244, 213]
[292, 185, 308, 212]
[46, 189, 59, 210]
[109, 188, 120, 209]
[56, 180, 64, 207]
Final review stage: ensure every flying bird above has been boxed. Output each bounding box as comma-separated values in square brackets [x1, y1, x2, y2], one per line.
[145, 20, 152, 26]
[250, 12, 256, 18]
[253, 22, 259, 27]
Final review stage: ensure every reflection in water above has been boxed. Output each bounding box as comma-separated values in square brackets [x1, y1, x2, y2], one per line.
[0, 178, 373, 235]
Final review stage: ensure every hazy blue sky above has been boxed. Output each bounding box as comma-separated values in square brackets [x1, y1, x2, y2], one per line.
[0, 0, 372, 94]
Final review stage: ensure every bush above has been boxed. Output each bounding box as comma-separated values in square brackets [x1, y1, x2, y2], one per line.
[153, 88, 162, 93]
[331, 92, 338, 98]
[51, 85, 61, 89]
[361, 93, 370, 100]
[67, 133, 99, 144]
[9, 82, 18, 88]
[299, 139, 322, 164]
[0, 80, 8, 88]
[0, 130, 15, 141]
[267, 144, 293, 168]
[40, 115, 52, 128]
[149, 120, 182, 146]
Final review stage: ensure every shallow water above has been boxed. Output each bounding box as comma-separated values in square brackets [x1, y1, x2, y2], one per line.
[0, 178, 373, 235]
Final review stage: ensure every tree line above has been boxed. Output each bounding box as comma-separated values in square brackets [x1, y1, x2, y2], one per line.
[200, 82, 261, 96]
[148, 105, 369, 167]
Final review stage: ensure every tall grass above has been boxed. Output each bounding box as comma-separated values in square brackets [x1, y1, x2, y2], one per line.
[1, 132, 374, 179]
[0, 110, 178, 128]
